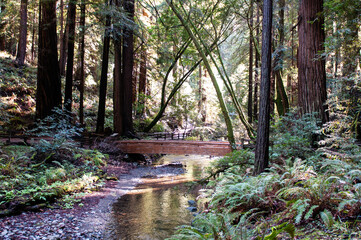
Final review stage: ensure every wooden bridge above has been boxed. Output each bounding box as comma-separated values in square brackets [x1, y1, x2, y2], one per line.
[117, 139, 251, 156]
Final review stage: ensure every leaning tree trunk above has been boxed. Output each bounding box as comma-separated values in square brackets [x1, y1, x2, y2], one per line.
[298, 0, 328, 124]
[254, 0, 272, 175]
[36, 0, 62, 119]
[96, 0, 112, 133]
[64, 0, 77, 112]
[16, 0, 27, 66]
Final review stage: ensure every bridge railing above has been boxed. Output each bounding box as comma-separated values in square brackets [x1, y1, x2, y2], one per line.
[138, 130, 193, 140]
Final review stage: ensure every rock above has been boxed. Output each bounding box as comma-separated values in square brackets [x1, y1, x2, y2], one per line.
[186, 207, 197, 212]
[188, 200, 196, 206]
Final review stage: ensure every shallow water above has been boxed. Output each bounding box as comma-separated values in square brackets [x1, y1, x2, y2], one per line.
[108, 155, 215, 240]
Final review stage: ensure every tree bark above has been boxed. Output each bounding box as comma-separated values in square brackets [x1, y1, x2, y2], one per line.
[121, 0, 135, 135]
[137, 45, 147, 118]
[78, 0, 86, 125]
[36, 0, 62, 119]
[16, 0, 28, 66]
[247, 0, 254, 123]
[254, 0, 272, 175]
[0, 0, 6, 51]
[64, 0, 77, 112]
[96, 0, 112, 133]
[298, 0, 328, 123]
[253, 1, 260, 123]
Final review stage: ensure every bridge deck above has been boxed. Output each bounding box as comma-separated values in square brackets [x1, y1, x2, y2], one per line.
[117, 140, 243, 156]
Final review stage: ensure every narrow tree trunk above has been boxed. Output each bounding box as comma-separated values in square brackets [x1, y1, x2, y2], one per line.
[36, 0, 62, 119]
[298, 0, 328, 123]
[16, 0, 28, 66]
[137, 45, 147, 118]
[64, 0, 77, 112]
[31, 6, 36, 61]
[0, 0, 6, 51]
[58, 0, 64, 68]
[274, 0, 289, 116]
[253, 1, 260, 122]
[254, 0, 272, 175]
[247, 0, 254, 123]
[78, 0, 85, 125]
[167, 0, 236, 149]
[96, 0, 112, 133]
[59, 20, 68, 76]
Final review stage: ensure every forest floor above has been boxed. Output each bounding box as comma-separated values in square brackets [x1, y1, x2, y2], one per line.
[0, 160, 135, 240]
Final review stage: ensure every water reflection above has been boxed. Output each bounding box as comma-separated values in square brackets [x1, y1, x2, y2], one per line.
[109, 155, 215, 240]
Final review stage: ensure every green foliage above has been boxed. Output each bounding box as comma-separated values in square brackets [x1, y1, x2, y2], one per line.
[270, 110, 321, 161]
[263, 222, 295, 240]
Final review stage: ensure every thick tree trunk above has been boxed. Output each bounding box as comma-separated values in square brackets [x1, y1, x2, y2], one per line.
[64, 0, 77, 112]
[78, 0, 85, 125]
[36, 0, 62, 119]
[121, 0, 135, 135]
[16, 0, 28, 66]
[254, 0, 272, 175]
[113, 38, 123, 134]
[96, 0, 112, 133]
[298, 0, 328, 123]
[247, 0, 254, 123]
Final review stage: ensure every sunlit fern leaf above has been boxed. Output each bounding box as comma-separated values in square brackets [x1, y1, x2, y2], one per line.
[319, 209, 334, 228]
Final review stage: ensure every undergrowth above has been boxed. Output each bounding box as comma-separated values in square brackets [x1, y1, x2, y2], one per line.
[168, 110, 361, 240]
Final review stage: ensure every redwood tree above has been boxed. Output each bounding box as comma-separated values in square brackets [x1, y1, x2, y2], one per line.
[298, 0, 328, 123]
[36, 0, 62, 119]
[254, 0, 272, 175]
[15, 0, 28, 66]
[64, 0, 77, 112]
[96, 0, 112, 133]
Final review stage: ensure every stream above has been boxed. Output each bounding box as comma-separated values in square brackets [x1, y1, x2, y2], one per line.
[105, 155, 216, 240]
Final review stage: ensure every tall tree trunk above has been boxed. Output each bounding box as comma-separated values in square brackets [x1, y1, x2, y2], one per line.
[274, 0, 289, 116]
[137, 45, 147, 118]
[298, 0, 328, 123]
[96, 0, 112, 133]
[59, 18, 68, 75]
[36, 0, 62, 119]
[64, 0, 77, 112]
[247, 0, 254, 123]
[78, 0, 85, 125]
[0, 0, 6, 51]
[113, 0, 123, 134]
[31, 5, 36, 62]
[254, 0, 272, 175]
[58, 0, 64, 69]
[121, 0, 135, 135]
[253, 1, 260, 123]
[16, 0, 28, 66]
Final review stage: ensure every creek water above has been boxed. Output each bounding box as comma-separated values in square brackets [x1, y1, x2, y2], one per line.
[107, 155, 215, 240]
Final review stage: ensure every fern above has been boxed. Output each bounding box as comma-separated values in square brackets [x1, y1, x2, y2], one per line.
[320, 209, 334, 229]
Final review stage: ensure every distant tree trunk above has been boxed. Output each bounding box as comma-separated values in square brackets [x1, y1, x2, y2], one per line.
[36, 0, 62, 119]
[198, 64, 206, 122]
[274, 0, 289, 116]
[78, 0, 85, 125]
[137, 45, 147, 118]
[58, 0, 64, 69]
[64, 0, 77, 112]
[121, 0, 135, 135]
[0, 0, 6, 51]
[16, 0, 28, 66]
[254, 0, 272, 175]
[31, 6, 37, 61]
[59, 18, 68, 76]
[96, 0, 112, 133]
[247, 0, 254, 123]
[298, 0, 328, 123]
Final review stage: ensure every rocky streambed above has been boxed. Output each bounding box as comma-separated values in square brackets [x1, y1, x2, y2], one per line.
[0, 156, 206, 240]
